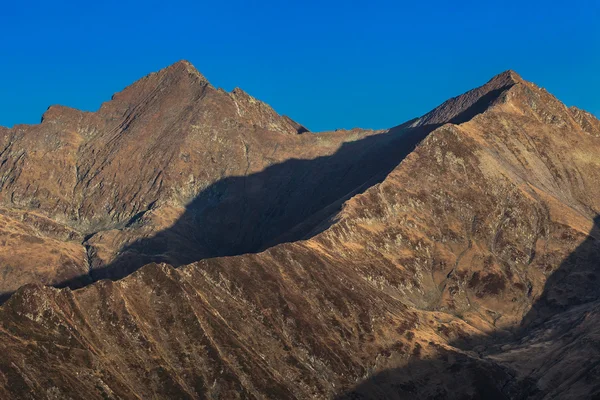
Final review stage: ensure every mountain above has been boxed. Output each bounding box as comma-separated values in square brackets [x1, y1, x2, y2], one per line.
[0, 63, 599, 399]
[0, 60, 427, 297]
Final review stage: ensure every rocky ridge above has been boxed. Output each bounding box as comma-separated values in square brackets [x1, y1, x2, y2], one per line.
[0, 64, 599, 398]
[0, 61, 424, 295]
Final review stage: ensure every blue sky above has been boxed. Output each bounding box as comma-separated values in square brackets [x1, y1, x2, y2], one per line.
[1, 0, 599, 132]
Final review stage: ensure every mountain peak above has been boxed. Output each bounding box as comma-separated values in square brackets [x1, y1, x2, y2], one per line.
[1, 61, 600, 400]
[160, 59, 209, 84]
[171, 59, 194, 68]
[491, 69, 524, 85]
[412, 70, 523, 128]
[105, 60, 212, 108]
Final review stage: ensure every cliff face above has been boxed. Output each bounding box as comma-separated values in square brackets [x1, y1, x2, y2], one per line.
[0, 64, 599, 399]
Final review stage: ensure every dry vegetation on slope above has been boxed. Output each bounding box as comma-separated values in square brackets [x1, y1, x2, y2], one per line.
[0, 61, 426, 296]
[0, 65, 599, 399]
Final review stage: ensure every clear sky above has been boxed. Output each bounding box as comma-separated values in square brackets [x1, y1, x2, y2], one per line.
[1, 0, 599, 132]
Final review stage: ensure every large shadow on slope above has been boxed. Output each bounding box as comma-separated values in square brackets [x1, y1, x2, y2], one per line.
[49, 121, 436, 290]
[0, 79, 518, 301]
[521, 216, 600, 328]
[0, 81, 517, 305]
[335, 216, 600, 399]
[58, 80, 514, 289]
[0, 122, 433, 303]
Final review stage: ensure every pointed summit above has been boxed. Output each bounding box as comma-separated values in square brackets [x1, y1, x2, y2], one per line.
[495, 69, 523, 81]
[106, 60, 212, 108]
[412, 70, 523, 127]
[141, 59, 211, 89]
[488, 69, 524, 86]
[161, 60, 209, 83]
[171, 59, 195, 69]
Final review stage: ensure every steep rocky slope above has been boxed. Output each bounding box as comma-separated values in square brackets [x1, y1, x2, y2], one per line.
[0, 61, 428, 296]
[0, 67, 599, 399]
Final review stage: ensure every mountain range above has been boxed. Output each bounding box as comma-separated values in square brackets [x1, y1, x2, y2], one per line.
[0, 61, 599, 399]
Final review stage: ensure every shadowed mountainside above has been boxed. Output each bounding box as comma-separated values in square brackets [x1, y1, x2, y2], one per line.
[0, 63, 519, 297]
[0, 60, 392, 295]
[337, 216, 600, 399]
[0, 122, 433, 298]
[69, 123, 434, 286]
[522, 215, 600, 328]
[59, 70, 520, 288]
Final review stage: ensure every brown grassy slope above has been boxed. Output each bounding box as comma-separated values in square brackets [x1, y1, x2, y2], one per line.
[0, 61, 421, 294]
[0, 72, 599, 398]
